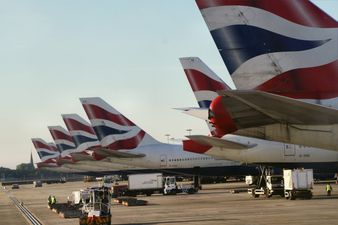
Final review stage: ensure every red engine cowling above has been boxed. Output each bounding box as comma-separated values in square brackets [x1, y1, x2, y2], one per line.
[209, 96, 237, 137]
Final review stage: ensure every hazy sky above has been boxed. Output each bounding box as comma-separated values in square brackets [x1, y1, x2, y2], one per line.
[0, 1, 337, 169]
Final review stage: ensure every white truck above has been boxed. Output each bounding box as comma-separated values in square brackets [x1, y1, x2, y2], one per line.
[120, 173, 196, 196]
[248, 168, 313, 200]
[283, 169, 313, 200]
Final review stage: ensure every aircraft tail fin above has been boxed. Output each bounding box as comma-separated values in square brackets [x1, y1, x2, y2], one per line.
[47, 126, 76, 158]
[62, 114, 101, 152]
[197, 0, 338, 102]
[180, 57, 231, 136]
[31, 138, 59, 163]
[80, 97, 161, 151]
[180, 57, 231, 108]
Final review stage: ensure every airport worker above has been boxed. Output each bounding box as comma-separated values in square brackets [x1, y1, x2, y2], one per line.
[51, 195, 56, 205]
[48, 195, 52, 205]
[326, 183, 332, 196]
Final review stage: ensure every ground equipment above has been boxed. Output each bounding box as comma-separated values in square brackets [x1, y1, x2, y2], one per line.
[79, 187, 111, 225]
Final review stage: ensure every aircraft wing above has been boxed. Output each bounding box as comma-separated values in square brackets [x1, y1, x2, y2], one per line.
[95, 148, 145, 158]
[187, 135, 255, 150]
[217, 90, 338, 129]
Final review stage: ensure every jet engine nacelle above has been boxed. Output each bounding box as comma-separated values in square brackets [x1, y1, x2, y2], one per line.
[209, 96, 238, 137]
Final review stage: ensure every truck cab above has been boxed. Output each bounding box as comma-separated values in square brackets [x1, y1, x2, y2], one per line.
[266, 175, 284, 197]
[163, 176, 177, 195]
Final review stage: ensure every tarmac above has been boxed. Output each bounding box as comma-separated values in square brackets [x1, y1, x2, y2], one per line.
[1, 181, 338, 225]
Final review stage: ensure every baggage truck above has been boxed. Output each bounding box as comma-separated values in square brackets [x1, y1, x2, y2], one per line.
[117, 173, 196, 197]
[121, 173, 172, 196]
[283, 169, 313, 200]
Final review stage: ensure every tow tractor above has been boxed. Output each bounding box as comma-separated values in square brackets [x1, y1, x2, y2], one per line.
[79, 187, 111, 225]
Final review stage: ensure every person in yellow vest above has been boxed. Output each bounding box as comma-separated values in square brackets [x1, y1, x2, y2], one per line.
[326, 183, 332, 196]
[48, 195, 52, 205]
[51, 196, 56, 205]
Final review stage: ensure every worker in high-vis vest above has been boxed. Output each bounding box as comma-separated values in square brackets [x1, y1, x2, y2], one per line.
[326, 183, 332, 196]
[48, 195, 52, 205]
[51, 196, 56, 205]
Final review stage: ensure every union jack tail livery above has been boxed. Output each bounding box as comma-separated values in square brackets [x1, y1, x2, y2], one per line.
[80, 97, 160, 151]
[180, 57, 232, 136]
[197, 0, 338, 104]
[62, 113, 107, 160]
[62, 114, 101, 152]
[48, 126, 76, 158]
[31, 138, 59, 167]
[180, 57, 231, 108]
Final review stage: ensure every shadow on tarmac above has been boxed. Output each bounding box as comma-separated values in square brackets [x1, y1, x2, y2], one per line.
[116, 218, 238, 225]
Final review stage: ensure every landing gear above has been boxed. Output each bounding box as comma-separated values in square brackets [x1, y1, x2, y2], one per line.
[193, 175, 201, 190]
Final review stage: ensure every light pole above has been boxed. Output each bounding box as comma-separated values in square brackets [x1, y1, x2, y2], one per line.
[165, 134, 170, 143]
[186, 129, 192, 136]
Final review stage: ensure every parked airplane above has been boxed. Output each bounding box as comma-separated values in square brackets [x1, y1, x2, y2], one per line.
[179, 57, 338, 173]
[195, 0, 338, 151]
[80, 97, 258, 176]
[31, 138, 83, 173]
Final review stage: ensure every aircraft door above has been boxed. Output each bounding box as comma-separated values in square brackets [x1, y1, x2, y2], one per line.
[284, 144, 295, 160]
[160, 155, 167, 168]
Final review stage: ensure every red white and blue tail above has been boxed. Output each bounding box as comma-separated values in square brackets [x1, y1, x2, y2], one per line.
[180, 57, 231, 108]
[62, 114, 101, 153]
[180, 57, 231, 135]
[80, 97, 160, 150]
[48, 126, 76, 158]
[31, 138, 59, 165]
[197, 0, 338, 104]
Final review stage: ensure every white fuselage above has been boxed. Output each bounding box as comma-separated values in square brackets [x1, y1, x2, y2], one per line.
[61, 161, 138, 172]
[203, 134, 338, 164]
[108, 143, 240, 169]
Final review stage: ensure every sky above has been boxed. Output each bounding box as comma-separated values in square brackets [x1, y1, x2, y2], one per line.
[0, 1, 337, 169]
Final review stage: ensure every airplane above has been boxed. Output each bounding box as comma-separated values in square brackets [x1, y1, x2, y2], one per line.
[31, 138, 83, 173]
[179, 57, 338, 173]
[194, 0, 338, 151]
[80, 97, 259, 177]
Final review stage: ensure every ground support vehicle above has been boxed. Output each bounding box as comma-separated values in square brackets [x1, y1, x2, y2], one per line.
[283, 169, 313, 200]
[33, 180, 42, 187]
[248, 167, 284, 198]
[79, 187, 111, 225]
[113, 173, 196, 197]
